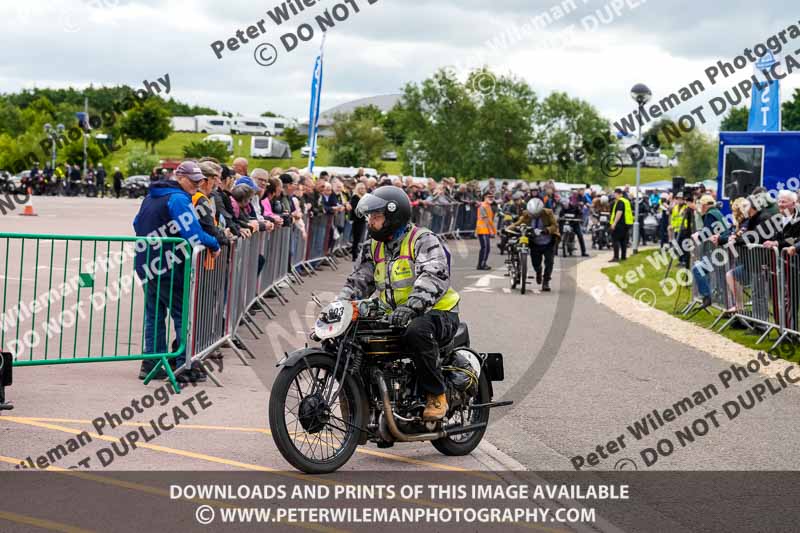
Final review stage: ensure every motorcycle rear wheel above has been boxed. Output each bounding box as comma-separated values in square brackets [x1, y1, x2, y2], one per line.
[432, 373, 491, 456]
[519, 250, 528, 295]
[269, 354, 364, 474]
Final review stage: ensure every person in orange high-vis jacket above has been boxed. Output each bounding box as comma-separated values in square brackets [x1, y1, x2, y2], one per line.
[476, 191, 497, 270]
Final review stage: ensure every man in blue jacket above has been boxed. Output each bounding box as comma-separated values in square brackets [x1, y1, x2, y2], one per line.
[134, 161, 220, 384]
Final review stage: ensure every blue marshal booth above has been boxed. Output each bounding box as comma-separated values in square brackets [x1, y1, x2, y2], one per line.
[716, 131, 800, 215]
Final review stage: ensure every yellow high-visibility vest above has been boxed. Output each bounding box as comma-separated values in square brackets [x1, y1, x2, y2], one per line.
[371, 226, 460, 311]
[611, 197, 634, 225]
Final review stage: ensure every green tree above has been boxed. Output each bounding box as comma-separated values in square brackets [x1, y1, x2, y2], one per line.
[392, 68, 538, 180]
[62, 139, 105, 168]
[530, 91, 614, 184]
[351, 105, 384, 124]
[126, 148, 161, 177]
[672, 129, 716, 180]
[183, 140, 230, 162]
[782, 89, 800, 131]
[329, 112, 387, 168]
[0, 104, 25, 137]
[120, 99, 172, 153]
[260, 111, 278, 117]
[282, 127, 306, 151]
[720, 106, 749, 131]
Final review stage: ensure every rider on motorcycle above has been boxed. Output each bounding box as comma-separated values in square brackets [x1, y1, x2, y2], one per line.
[336, 186, 461, 421]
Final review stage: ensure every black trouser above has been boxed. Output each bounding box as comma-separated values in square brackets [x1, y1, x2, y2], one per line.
[531, 243, 555, 282]
[478, 234, 491, 267]
[351, 221, 365, 261]
[612, 225, 630, 260]
[401, 310, 459, 396]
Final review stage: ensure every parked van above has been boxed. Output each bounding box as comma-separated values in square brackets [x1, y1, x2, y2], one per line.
[203, 134, 234, 153]
[196, 115, 233, 134]
[233, 118, 271, 136]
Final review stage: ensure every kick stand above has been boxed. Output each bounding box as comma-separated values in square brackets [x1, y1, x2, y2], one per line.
[0, 352, 13, 413]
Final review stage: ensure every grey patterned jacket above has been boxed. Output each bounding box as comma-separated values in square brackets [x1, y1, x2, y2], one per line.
[337, 224, 456, 314]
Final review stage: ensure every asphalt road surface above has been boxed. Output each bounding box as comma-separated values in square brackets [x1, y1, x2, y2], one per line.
[3, 196, 800, 477]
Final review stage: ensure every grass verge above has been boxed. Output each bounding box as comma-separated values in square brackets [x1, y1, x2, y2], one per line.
[600, 249, 799, 362]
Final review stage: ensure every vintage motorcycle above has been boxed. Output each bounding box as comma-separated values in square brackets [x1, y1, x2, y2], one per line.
[269, 298, 510, 474]
[503, 225, 530, 294]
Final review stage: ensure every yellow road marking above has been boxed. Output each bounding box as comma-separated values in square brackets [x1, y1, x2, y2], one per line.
[1, 419, 564, 532]
[7, 416, 491, 476]
[0, 454, 345, 533]
[0, 510, 96, 533]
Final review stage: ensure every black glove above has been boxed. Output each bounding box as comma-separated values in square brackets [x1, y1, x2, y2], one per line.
[389, 305, 417, 328]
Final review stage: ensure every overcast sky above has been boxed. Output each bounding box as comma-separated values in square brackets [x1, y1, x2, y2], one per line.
[2, 0, 799, 132]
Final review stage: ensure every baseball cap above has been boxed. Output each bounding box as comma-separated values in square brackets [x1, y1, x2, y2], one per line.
[235, 176, 258, 191]
[175, 161, 204, 182]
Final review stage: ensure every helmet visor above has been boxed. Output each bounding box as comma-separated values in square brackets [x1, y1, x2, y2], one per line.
[355, 193, 388, 218]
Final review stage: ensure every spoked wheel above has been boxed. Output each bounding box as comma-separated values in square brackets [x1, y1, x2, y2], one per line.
[509, 256, 519, 289]
[519, 251, 528, 295]
[432, 373, 490, 456]
[269, 354, 364, 474]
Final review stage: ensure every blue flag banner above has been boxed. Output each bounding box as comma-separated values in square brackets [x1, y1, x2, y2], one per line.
[748, 52, 781, 132]
[308, 37, 326, 173]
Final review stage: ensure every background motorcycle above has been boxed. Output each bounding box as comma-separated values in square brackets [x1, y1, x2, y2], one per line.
[269, 298, 509, 474]
[560, 213, 580, 257]
[503, 226, 530, 294]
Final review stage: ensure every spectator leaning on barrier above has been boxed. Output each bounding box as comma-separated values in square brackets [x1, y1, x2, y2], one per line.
[610, 188, 633, 263]
[476, 191, 497, 270]
[692, 195, 730, 309]
[764, 190, 800, 253]
[195, 161, 231, 247]
[133, 161, 221, 384]
[349, 182, 367, 261]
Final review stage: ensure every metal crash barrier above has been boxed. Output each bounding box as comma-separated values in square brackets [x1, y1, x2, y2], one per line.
[1, 194, 495, 403]
[0, 233, 192, 390]
[685, 241, 794, 351]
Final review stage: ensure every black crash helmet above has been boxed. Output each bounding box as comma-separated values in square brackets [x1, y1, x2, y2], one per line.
[355, 185, 412, 242]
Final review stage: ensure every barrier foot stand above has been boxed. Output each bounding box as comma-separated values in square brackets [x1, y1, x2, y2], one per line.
[244, 313, 265, 335]
[250, 299, 272, 319]
[226, 338, 249, 366]
[145, 357, 180, 393]
[301, 262, 317, 276]
[290, 267, 304, 285]
[686, 305, 712, 320]
[281, 277, 299, 296]
[271, 286, 290, 304]
[710, 311, 729, 330]
[756, 326, 775, 345]
[769, 331, 790, 353]
[198, 359, 223, 387]
[679, 301, 696, 316]
[256, 297, 277, 319]
[718, 314, 738, 333]
[241, 318, 260, 339]
[324, 256, 338, 270]
[233, 335, 257, 360]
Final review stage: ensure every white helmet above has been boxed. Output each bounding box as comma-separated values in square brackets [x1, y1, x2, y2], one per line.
[527, 197, 544, 217]
[600, 195, 609, 204]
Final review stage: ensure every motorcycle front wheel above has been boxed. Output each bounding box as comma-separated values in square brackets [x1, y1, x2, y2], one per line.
[432, 372, 491, 456]
[519, 250, 528, 295]
[269, 354, 365, 474]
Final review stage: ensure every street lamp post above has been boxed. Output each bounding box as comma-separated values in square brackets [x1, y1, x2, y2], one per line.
[629, 83, 652, 254]
[43, 123, 66, 173]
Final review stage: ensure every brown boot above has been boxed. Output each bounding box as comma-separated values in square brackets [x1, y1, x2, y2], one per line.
[423, 393, 448, 421]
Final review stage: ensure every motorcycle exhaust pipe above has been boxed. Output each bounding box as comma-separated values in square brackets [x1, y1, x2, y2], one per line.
[376, 373, 446, 442]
